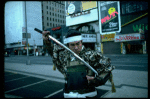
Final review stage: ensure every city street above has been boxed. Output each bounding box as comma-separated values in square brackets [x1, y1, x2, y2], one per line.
[4, 54, 148, 98]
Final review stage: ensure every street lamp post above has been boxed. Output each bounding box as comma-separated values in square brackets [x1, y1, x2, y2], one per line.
[25, 1, 30, 65]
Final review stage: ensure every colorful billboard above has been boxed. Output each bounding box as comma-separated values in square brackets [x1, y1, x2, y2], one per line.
[65, 1, 97, 16]
[65, 1, 98, 26]
[82, 1, 97, 11]
[98, 1, 121, 34]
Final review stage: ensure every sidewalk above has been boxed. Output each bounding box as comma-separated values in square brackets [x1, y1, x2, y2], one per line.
[4, 62, 65, 83]
[4, 62, 148, 98]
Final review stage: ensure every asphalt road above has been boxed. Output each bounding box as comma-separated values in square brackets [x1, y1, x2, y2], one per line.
[4, 70, 108, 98]
[4, 54, 148, 98]
[4, 54, 148, 71]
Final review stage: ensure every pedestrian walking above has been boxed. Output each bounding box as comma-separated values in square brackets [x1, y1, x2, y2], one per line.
[42, 29, 116, 98]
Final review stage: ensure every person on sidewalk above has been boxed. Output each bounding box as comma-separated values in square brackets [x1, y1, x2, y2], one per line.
[42, 29, 116, 98]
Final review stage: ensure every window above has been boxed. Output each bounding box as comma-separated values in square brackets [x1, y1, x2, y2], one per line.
[47, 23, 49, 26]
[47, 17, 49, 20]
[52, 7, 54, 11]
[121, 1, 148, 15]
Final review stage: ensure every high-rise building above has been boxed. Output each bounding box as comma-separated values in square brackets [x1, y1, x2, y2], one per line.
[4, 1, 43, 55]
[41, 1, 66, 30]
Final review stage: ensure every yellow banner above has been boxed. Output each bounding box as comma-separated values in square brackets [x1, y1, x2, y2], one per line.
[101, 33, 115, 42]
[82, 1, 97, 11]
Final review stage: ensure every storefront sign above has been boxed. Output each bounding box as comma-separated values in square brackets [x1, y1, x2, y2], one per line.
[101, 33, 115, 42]
[82, 34, 96, 43]
[115, 33, 144, 42]
[98, 1, 121, 34]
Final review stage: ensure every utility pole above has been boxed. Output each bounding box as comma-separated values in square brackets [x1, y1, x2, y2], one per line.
[34, 40, 35, 56]
[25, 1, 30, 65]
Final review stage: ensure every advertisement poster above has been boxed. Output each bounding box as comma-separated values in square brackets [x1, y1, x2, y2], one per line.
[82, 1, 97, 11]
[66, 1, 97, 16]
[99, 1, 121, 34]
[65, 1, 82, 15]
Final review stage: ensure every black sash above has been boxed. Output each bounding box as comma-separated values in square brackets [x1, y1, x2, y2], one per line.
[65, 65, 88, 92]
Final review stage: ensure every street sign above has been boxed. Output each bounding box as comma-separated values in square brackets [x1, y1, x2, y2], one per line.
[98, 1, 121, 34]
[22, 33, 31, 38]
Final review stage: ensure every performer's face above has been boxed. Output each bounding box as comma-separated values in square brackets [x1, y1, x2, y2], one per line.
[68, 40, 82, 55]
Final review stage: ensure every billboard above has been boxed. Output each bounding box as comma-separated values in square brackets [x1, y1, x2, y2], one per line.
[99, 1, 121, 34]
[65, 1, 98, 26]
[82, 1, 97, 11]
[66, 1, 97, 16]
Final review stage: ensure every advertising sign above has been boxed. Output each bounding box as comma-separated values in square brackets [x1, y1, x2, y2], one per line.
[101, 33, 115, 42]
[66, 1, 97, 16]
[66, 1, 82, 15]
[65, 1, 98, 26]
[82, 1, 97, 11]
[99, 1, 121, 34]
[82, 34, 96, 43]
[115, 33, 144, 42]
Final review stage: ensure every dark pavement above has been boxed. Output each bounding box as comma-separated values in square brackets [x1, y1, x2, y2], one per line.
[4, 54, 148, 98]
[4, 71, 108, 98]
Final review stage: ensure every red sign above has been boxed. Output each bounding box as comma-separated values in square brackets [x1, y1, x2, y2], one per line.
[101, 11, 118, 24]
[115, 33, 144, 42]
[51, 27, 61, 31]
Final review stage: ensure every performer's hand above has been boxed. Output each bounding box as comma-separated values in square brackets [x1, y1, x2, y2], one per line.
[42, 31, 50, 40]
[86, 75, 95, 83]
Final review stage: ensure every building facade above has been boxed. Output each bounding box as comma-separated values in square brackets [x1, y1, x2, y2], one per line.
[65, 1, 148, 54]
[41, 1, 66, 30]
[5, 1, 43, 55]
[100, 1, 148, 54]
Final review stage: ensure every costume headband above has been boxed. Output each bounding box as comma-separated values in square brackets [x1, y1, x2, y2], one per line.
[64, 35, 82, 44]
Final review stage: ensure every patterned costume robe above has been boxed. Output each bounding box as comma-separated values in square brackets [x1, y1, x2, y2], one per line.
[44, 40, 116, 92]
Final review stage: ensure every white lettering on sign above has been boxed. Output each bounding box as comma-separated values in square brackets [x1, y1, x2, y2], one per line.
[100, 1, 117, 6]
[109, 22, 118, 28]
[82, 34, 96, 42]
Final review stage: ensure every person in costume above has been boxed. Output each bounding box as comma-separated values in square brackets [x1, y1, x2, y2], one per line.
[42, 29, 116, 98]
